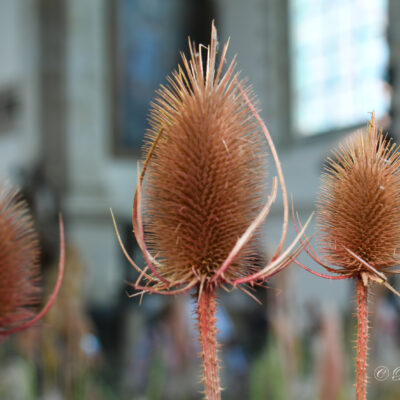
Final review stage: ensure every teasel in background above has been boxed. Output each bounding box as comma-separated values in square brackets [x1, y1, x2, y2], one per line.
[0, 183, 64, 337]
[294, 114, 400, 400]
[112, 22, 310, 399]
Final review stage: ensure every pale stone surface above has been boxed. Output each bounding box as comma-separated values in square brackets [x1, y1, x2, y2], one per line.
[0, 0, 40, 178]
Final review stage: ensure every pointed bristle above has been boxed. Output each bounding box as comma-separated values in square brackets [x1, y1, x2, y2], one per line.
[0, 185, 41, 330]
[318, 116, 400, 273]
[142, 26, 267, 283]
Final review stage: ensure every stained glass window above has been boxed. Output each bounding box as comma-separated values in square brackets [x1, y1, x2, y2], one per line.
[290, 0, 390, 136]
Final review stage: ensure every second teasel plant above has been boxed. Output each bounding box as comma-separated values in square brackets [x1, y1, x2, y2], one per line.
[0, 183, 65, 337]
[112, 23, 309, 399]
[294, 114, 400, 400]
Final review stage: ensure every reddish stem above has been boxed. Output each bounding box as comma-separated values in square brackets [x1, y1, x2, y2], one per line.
[197, 285, 221, 400]
[355, 276, 369, 400]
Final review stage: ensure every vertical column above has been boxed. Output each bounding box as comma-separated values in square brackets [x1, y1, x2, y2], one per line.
[65, 0, 123, 307]
[38, 0, 67, 194]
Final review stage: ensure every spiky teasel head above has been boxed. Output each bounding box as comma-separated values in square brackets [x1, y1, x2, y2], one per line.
[318, 114, 400, 275]
[111, 22, 309, 297]
[141, 27, 268, 286]
[0, 185, 41, 330]
[0, 183, 65, 336]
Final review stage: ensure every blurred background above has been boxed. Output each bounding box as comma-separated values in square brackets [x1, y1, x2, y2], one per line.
[0, 0, 400, 399]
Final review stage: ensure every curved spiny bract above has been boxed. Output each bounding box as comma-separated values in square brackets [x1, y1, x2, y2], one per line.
[0, 185, 41, 331]
[142, 27, 267, 285]
[318, 117, 400, 274]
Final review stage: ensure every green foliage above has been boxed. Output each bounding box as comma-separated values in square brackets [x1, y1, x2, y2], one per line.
[146, 352, 166, 400]
[249, 339, 289, 400]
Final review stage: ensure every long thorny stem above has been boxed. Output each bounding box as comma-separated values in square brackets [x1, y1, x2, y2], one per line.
[197, 285, 221, 400]
[355, 275, 369, 400]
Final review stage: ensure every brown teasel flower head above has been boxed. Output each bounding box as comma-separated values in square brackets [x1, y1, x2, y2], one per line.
[142, 41, 268, 284]
[0, 184, 65, 337]
[318, 114, 400, 278]
[0, 186, 40, 329]
[294, 114, 400, 294]
[112, 22, 309, 298]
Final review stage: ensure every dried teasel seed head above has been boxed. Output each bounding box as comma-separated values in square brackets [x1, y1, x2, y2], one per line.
[318, 115, 400, 274]
[0, 184, 41, 331]
[142, 24, 268, 284]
